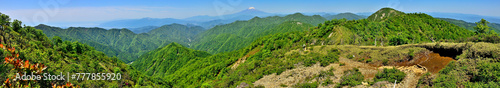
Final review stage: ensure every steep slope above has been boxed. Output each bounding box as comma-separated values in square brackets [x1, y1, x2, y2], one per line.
[131, 42, 210, 78]
[323, 12, 366, 20]
[367, 7, 404, 21]
[36, 24, 204, 62]
[192, 13, 326, 53]
[0, 13, 165, 87]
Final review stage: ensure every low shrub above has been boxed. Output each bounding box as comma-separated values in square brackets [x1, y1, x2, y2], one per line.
[339, 68, 364, 87]
[294, 82, 319, 88]
[373, 68, 406, 83]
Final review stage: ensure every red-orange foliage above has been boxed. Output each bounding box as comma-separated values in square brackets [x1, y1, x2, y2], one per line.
[1, 43, 75, 88]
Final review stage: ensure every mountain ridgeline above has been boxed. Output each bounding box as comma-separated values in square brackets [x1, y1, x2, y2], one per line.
[35, 23, 205, 62]
[128, 26, 159, 34]
[323, 12, 366, 20]
[192, 13, 327, 53]
[367, 8, 405, 21]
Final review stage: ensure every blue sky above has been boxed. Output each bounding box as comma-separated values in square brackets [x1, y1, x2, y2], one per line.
[1, 0, 499, 27]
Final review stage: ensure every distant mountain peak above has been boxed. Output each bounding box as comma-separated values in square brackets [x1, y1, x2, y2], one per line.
[140, 17, 156, 20]
[338, 12, 356, 15]
[288, 13, 305, 17]
[241, 8, 262, 12]
[236, 7, 268, 16]
[368, 7, 404, 21]
[323, 12, 365, 20]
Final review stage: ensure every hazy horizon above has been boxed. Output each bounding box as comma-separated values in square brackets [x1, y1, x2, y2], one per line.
[1, 0, 499, 27]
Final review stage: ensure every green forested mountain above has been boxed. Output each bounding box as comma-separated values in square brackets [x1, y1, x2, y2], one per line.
[323, 12, 366, 20]
[0, 13, 165, 87]
[149, 7, 499, 87]
[438, 18, 500, 34]
[191, 13, 327, 53]
[131, 42, 210, 78]
[367, 7, 405, 21]
[35, 24, 204, 62]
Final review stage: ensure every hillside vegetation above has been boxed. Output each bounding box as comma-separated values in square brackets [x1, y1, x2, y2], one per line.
[0, 12, 165, 87]
[35, 24, 204, 62]
[131, 42, 211, 78]
[192, 13, 326, 54]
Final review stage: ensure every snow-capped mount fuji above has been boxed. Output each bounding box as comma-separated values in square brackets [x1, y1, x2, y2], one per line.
[229, 7, 272, 17]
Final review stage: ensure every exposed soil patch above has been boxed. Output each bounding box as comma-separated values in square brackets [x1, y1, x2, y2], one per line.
[396, 52, 455, 73]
